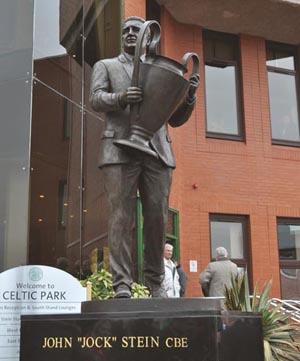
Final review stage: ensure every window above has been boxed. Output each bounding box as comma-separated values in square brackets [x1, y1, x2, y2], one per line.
[266, 42, 300, 145]
[29, 0, 122, 277]
[277, 218, 300, 299]
[209, 214, 249, 272]
[203, 30, 243, 139]
[166, 208, 180, 261]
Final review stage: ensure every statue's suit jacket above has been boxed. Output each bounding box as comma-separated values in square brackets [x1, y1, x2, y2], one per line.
[90, 53, 196, 168]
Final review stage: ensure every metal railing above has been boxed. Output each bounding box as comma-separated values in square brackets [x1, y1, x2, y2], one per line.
[199, 296, 300, 323]
[269, 298, 300, 323]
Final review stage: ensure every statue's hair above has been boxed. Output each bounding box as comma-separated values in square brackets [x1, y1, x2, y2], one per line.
[123, 16, 145, 26]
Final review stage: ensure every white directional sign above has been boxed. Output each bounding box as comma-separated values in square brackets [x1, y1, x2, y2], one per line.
[0, 265, 86, 361]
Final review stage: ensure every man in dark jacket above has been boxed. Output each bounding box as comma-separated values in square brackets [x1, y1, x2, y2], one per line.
[176, 263, 187, 297]
[90, 16, 199, 298]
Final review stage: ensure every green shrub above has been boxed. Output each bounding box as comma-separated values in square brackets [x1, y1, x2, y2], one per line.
[131, 282, 151, 298]
[80, 268, 150, 300]
[80, 268, 114, 300]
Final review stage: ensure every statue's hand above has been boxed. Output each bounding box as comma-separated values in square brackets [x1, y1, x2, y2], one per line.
[119, 87, 143, 106]
[188, 73, 200, 99]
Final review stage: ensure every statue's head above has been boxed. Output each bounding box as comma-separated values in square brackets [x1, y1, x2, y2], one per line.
[122, 16, 145, 55]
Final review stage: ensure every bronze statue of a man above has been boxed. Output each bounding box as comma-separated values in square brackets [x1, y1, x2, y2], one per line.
[90, 16, 199, 298]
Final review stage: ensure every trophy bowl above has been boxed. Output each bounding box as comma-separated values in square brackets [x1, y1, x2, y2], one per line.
[114, 21, 199, 158]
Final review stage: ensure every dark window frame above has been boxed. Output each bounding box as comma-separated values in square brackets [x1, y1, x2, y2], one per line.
[203, 30, 245, 141]
[209, 214, 250, 271]
[277, 217, 300, 299]
[166, 208, 180, 262]
[277, 217, 300, 269]
[266, 41, 300, 147]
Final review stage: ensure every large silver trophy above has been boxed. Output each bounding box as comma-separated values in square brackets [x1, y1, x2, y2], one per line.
[114, 20, 199, 158]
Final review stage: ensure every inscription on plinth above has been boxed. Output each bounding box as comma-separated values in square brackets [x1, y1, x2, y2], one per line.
[20, 299, 264, 361]
[21, 314, 217, 361]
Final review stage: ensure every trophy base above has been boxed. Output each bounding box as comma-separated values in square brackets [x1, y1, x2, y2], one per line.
[114, 139, 158, 159]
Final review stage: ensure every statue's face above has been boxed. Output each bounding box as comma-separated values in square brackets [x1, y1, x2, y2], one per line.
[122, 20, 143, 55]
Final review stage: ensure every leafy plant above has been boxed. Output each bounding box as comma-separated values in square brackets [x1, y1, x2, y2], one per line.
[80, 268, 150, 299]
[131, 282, 151, 298]
[224, 272, 300, 361]
[80, 268, 114, 300]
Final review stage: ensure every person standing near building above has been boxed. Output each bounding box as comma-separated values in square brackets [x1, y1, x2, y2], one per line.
[175, 262, 187, 297]
[162, 243, 181, 297]
[199, 247, 238, 297]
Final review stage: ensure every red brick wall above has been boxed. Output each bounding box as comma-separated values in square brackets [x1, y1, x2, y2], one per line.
[160, 8, 300, 298]
[160, 8, 210, 297]
[124, 0, 146, 18]
[124, 2, 300, 298]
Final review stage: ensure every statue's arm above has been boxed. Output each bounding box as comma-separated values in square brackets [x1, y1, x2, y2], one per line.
[168, 96, 196, 128]
[168, 73, 199, 128]
[89, 61, 125, 113]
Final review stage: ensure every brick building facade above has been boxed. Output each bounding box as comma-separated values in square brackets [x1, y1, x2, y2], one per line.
[124, 0, 300, 298]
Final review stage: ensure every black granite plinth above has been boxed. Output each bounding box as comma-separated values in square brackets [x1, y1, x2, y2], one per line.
[82, 297, 222, 313]
[20, 298, 264, 361]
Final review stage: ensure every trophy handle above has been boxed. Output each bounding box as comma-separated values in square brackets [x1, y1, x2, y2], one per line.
[131, 20, 161, 88]
[130, 20, 161, 127]
[181, 52, 200, 78]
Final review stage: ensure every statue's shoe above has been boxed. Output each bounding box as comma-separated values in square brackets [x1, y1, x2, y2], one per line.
[114, 285, 131, 299]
